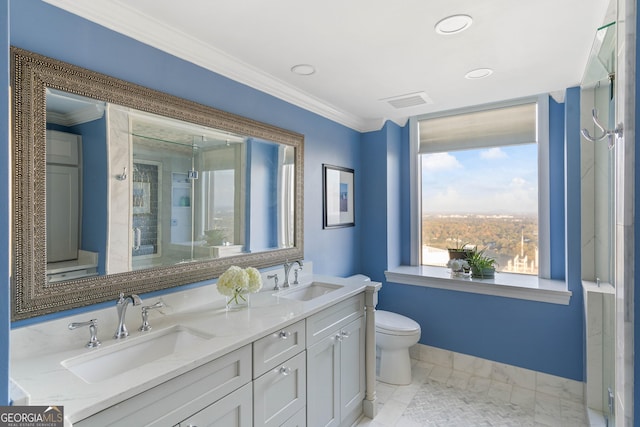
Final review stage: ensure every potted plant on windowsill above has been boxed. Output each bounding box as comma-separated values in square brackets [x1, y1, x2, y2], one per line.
[204, 228, 227, 246]
[447, 241, 473, 261]
[467, 248, 497, 279]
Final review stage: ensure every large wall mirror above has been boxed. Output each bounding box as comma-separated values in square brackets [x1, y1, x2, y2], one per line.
[11, 47, 304, 320]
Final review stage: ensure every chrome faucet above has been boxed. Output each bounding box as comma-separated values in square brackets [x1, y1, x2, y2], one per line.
[114, 292, 142, 339]
[68, 319, 101, 348]
[139, 301, 164, 331]
[283, 260, 303, 288]
[268, 273, 280, 291]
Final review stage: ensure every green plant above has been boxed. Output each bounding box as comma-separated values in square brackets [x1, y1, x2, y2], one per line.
[204, 228, 227, 246]
[466, 248, 497, 278]
[447, 241, 474, 260]
[447, 240, 470, 251]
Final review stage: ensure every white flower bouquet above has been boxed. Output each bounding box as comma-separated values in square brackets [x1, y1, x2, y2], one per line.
[447, 258, 470, 277]
[217, 266, 263, 306]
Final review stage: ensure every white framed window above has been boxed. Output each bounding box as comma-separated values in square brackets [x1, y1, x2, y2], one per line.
[410, 95, 551, 278]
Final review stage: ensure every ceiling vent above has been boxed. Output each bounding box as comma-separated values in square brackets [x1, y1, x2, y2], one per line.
[381, 92, 433, 109]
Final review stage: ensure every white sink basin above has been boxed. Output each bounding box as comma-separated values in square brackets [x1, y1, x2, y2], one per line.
[61, 325, 212, 383]
[277, 282, 343, 301]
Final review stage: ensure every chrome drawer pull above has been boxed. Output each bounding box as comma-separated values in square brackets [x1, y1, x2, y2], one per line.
[280, 366, 292, 376]
[278, 330, 291, 339]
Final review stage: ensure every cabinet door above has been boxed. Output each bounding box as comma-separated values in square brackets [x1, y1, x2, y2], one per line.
[46, 130, 79, 165]
[281, 407, 306, 427]
[253, 351, 306, 427]
[179, 382, 252, 427]
[307, 333, 340, 427]
[46, 164, 79, 262]
[339, 316, 366, 426]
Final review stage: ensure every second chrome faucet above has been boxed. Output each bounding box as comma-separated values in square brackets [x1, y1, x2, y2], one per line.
[114, 292, 142, 339]
[282, 260, 303, 288]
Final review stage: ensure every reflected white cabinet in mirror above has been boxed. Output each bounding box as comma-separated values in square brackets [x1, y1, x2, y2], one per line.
[11, 47, 304, 320]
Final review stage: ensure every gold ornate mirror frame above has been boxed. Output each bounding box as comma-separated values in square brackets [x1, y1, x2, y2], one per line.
[11, 47, 304, 320]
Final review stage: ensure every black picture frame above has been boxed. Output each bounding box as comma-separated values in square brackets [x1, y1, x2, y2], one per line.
[323, 164, 355, 228]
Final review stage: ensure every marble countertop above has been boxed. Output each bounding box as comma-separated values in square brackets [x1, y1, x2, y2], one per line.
[10, 272, 378, 425]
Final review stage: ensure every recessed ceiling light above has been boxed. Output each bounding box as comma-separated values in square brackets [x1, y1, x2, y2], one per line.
[465, 68, 493, 79]
[435, 14, 473, 35]
[291, 64, 316, 76]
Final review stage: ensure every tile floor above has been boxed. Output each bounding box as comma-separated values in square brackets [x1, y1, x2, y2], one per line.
[355, 359, 589, 427]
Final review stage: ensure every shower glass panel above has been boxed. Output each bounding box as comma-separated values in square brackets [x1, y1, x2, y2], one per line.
[580, 21, 616, 426]
[581, 21, 616, 285]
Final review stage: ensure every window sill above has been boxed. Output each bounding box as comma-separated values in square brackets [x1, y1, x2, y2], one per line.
[384, 266, 571, 305]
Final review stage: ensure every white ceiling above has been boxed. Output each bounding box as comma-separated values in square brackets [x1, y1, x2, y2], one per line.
[43, 0, 612, 132]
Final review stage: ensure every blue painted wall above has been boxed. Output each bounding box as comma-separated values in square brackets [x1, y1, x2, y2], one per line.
[360, 126, 390, 282]
[248, 139, 279, 251]
[549, 97, 567, 279]
[75, 117, 108, 274]
[359, 121, 404, 280]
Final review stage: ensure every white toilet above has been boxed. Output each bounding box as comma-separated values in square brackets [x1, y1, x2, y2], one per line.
[375, 310, 421, 385]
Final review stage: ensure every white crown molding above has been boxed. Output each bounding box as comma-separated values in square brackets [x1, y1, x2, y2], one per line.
[46, 104, 105, 127]
[42, 0, 385, 132]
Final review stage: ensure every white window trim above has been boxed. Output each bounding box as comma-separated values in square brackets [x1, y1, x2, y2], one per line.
[403, 95, 567, 303]
[409, 116, 420, 266]
[536, 95, 551, 278]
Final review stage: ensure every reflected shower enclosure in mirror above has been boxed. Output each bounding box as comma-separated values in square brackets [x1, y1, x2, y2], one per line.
[11, 47, 304, 320]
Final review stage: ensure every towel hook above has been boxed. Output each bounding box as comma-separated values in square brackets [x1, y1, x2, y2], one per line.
[116, 166, 128, 181]
[580, 108, 623, 150]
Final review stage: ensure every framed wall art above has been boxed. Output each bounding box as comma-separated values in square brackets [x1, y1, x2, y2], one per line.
[323, 164, 355, 228]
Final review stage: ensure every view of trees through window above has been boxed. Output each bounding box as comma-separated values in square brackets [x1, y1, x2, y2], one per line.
[421, 144, 539, 275]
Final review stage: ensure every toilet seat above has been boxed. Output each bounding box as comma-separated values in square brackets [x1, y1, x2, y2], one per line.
[376, 310, 420, 336]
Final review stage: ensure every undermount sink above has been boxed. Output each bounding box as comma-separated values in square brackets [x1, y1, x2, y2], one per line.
[277, 282, 343, 301]
[61, 325, 212, 384]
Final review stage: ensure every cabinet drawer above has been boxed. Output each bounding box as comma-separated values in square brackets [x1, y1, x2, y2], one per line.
[253, 351, 306, 427]
[306, 294, 364, 346]
[281, 407, 306, 427]
[76, 345, 251, 427]
[253, 320, 305, 378]
[177, 382, 253, 427]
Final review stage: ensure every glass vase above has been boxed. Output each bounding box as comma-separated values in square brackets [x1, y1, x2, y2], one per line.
[226, 290, 250, 310]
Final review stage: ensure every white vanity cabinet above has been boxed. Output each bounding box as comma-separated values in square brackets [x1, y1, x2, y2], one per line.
[253, 320, 307, 427]
[75, 346, 252, 427]
[306, 295, 366, 427]
[57, 289, 375, 426]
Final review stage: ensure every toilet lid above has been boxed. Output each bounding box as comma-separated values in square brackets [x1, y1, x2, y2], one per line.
[376, 310, 420, 335]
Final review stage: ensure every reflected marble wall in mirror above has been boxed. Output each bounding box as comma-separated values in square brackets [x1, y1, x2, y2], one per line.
[12, 47, 304, 320]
